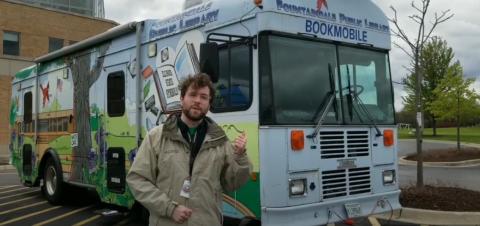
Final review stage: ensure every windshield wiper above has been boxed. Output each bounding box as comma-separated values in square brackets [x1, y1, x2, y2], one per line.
[308, 64, 338, 139]
[345, 66, 382, 137]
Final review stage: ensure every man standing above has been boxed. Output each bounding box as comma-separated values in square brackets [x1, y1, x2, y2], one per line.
[127, 73, 251, 226]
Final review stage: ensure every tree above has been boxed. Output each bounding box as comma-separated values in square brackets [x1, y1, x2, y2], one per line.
[389, 0, 453, 188]
[430, 63, 480, 151]
[402, 37, 455, 136]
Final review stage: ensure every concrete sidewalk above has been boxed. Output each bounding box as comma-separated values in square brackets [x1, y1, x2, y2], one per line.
[374, 208, 480, 226]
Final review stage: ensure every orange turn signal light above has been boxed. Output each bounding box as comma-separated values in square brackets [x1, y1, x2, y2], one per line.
[254, 0, 263, 6]
[291, 130, 305, 151]
[383, 129, 394, 147]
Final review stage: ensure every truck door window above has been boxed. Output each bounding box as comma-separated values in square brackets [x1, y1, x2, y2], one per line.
[107, 71, 125, 117]
[23, 92, 33, 132]
[212, 44, 252, 112]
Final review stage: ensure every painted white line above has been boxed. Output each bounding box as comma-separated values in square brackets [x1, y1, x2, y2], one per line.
[114, 218, 131, 226]
[33, 205, 94, 226]
[0, 190, 40, 200]
[0, 196, 39, 207]
[72, 215, 101, 226]
[0, 206, 61, 225]
[368, 217, 382, 226]
[0, 201, 48, 215]
[0, 187, 31, 195]
[0, 185, 20, 190]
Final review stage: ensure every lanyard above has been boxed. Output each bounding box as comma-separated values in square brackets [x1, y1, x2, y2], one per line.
[188, 132, 197, 177]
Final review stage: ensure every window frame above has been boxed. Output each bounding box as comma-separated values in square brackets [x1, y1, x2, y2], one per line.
[23, 92, 33, 124]
[48, 37, 64, 53]
[3, 30, 20, 56]
[107, 71, 126, 117]
[210, 41, 253, 113]
[258, 31, 396, 126]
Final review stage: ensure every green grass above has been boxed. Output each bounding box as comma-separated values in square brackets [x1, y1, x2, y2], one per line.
[398, 127, 480, 144]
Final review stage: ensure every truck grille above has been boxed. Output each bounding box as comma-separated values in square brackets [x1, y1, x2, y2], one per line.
[322, 167, 371, 199]
[320, 130, 369, 159]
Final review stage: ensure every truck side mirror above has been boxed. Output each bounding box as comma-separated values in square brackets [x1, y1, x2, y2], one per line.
[200, 43, 219, 83]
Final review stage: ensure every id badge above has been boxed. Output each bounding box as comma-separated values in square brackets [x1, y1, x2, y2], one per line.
[180, 179, 191, 198]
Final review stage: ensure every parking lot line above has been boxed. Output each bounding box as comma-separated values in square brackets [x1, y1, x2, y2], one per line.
[72, 215, 101, 226]
[0, 190, 39, 200]
[114, 218, 131, 226]
[0, 185, 20, 190]
[0, 187, 30, 195]
[0, 206, 61, 225]
[0, 201, 48, 215]
[368, 217, 381, 226]
[32, 205, 94, 226]
[0, 196, 39, 207]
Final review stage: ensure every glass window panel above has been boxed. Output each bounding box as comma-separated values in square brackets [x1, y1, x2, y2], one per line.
[338, 46, 394, 124]
[49, 37, 64, 53]
[260, 35, 340, 125]
[107, 71, 125, 117]
[211, 43, 252, 112]
[3, 31, 20, 56]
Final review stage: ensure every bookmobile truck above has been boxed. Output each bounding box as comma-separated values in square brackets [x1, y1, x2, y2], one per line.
[10, 0, 401, 225]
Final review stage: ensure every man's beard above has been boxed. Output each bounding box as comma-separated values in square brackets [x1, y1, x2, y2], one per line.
[183, 106, 207, 122]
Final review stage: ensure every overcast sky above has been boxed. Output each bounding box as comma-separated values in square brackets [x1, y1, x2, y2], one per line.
[104, 0, 480, 111]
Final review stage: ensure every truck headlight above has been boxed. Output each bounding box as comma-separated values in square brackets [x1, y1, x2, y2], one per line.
[382, 170, 396, 185]
[289, 178, 307, 196]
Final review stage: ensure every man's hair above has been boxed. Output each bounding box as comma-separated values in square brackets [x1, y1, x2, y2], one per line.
[179, 73, 216, 103]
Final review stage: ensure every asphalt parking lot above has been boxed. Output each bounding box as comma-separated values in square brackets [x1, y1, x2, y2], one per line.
[0, 168, 419, 226]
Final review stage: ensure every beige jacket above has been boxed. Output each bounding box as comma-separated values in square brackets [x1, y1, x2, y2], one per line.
[126, 115, 251, 226]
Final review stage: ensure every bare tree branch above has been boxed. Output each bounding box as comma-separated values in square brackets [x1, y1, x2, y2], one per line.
[393, 42, 414, 59]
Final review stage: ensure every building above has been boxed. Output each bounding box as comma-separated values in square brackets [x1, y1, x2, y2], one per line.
[183, 0, 204, 9]
[14, 0, 105, 18]
[0, 0, 117, 164]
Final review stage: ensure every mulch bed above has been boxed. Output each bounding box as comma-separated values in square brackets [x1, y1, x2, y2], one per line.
[405, 147, 480, 162]
[400, 185, 480, 211]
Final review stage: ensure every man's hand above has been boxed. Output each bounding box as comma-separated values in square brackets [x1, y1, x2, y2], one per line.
[171, 205, 192, 224]
[233, 133, 247, 155]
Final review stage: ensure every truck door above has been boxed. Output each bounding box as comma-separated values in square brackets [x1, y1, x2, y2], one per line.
[102, 64, 132, 194]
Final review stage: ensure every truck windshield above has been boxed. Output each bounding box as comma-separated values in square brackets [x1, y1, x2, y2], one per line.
[259, 34, 395, 125]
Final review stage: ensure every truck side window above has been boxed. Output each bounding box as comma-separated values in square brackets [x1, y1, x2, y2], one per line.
[107, 71, 125, 117]
[211, 44, 252, 112]
[23, 92, 33, 132]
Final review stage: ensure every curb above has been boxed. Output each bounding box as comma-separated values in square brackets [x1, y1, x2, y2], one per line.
[400, 139, 480, 149]
[399, 156, 480, 168]
[0, 165, 15, 170]
[374, 207, 480, 225]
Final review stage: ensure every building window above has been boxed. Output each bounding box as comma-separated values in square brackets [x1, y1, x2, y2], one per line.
[107, 71, 125, 117]
[49, 37, 64, 53]
[3, 31, 20, 56]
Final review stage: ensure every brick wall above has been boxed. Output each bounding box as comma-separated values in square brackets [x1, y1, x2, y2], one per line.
[0, 0, 118, 58]
[0, 0, 118, 158]
[0, 75, 12, 161]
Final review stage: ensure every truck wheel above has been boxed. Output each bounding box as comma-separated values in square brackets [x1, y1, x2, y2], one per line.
[41, 158, 64, 204]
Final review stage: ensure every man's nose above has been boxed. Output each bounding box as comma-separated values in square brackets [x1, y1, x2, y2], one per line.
[193, 95, 202, 102]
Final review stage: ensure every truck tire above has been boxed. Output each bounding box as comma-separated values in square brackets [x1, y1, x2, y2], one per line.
[41, 157, 65, 204]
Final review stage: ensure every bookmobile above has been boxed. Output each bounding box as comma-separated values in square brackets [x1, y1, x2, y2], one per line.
[10, 0, 400, 225]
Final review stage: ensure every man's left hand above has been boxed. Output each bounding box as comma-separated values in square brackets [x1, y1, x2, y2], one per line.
[233, 133, 247, 155]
